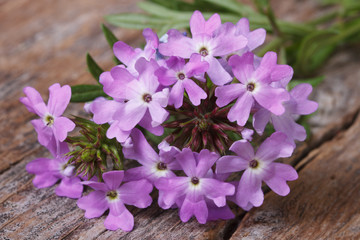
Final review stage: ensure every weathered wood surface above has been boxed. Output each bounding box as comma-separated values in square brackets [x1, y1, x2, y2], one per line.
[1, 0, 360, 239]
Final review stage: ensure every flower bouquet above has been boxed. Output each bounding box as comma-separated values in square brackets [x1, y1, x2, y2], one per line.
[21, 10, 317, 231]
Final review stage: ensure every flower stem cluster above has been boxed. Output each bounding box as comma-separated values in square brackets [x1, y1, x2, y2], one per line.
[21, 10, 318, 232]
[65, 117, 124, 180]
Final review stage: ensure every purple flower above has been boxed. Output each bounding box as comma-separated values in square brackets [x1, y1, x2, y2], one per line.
[155, 54, 209, 108]
[26, 140, 83, 199]
[123, 129, 181, 183]
[253, 83, 318, 144]
[113, 28, 159, 76]
[77, 171, 152, 231]
[122, 129, 181, 208]
[235, 18, 266, 52]
[216, 132, 297, 210]
[159, 11, 247, 86]
[20, 83, 75, 147]
[98, 58, 168, 142]
[155, 148, 235, 223]
[215, 52, 291, 126]
[112, 58, 169, 131]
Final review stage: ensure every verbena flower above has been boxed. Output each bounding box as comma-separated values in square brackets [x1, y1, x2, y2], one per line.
[155, 148, 235, 223]
[215, 52, 291, 126]
[20, 83, 75, 147]
[159, 11, 248, 85]
[216, 132, 297, 210]
[77, 171, 152, 231]
[113, 28, 159, 76]
[155, 54, 208, 108]
[253, 83, 318, 144]
[99, 58, 169, 142]
[26, 140, 83, 199]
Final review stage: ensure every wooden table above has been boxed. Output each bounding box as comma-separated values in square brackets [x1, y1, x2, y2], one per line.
[1, 0, 360, 239]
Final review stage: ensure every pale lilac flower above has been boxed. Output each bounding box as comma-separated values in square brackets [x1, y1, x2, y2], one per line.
[155, 54, 209, 108]
[122, 129, 181, 208]
[253, 83, 318, 143]
[98, 59, 168, 142]
[216, 132, 297, 210]
[112, 58, 169, 131]
[235, 18, 266, 53]
[159, 11, 247, 86]
[123, 129, 181, 183]
[77, 171, 152, 231]
[155, 148, 235, 223]
[26, 140, 83, 199]
[20, 83, 75, 147]
[113, 28, 159, 76]
[215, 52, 290, 126]
[189, 10, 221, 36]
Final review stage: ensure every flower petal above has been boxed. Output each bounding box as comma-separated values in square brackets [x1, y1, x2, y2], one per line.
[236, 169, 264, 208]
[215, 83, 244, 107]
[32, 173, 59, 188]
[216, 155, 249, 174]
[52, 117, 75, 142]
[55, 177, 83, 199]
[255, 132, 295, 162]
[20, 86, 47, 115]
[190, 11, 221, 36]
[195, 149, 219, 177]
[77, 191, 108, 218]
[206, 57, 232, 85]
[123, 128, 158, 165]
[47, 84, 71, 117]
[253, 85, 289, 115]
[158, 29, 194, 58]
[148, 101, 169, 127]
[253, 108, 271, 135]
[119, 179, 153, 208]
[180, 198, 208, 224]
[113, 41, 136, 66]
[183, 79, 207, 106]
[227, 92, 254, 126]
[104, 208, 134, 231]
[202, 178, 235, 207]
[169, 81, 185, 108]
[264, 163, 298, 196]
[103, 171, 124, 190]
[176, 148, 197, 177]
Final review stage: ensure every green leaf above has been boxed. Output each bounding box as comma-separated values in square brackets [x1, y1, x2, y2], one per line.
[294, 30, 338, 74]
[101, 24, 122, 65]
[70, 85, 108, 103]
[86, 53, 104, 83]
[203, 0, 256, 16]
[101, 24, 119, 48]
[288, 76, 325, 89]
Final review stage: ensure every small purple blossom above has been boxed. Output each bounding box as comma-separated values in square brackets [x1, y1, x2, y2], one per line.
[216, 132, 297, 210]
[155, 54, 209, 108]
[215, 52, 291, 126]
[98, 58, 168, 142]
[155, 148, 235, 223]
[113, 28, 159, 76]
[26, 140, 83, 199]
[77, 171, 153, 231]
[20, 83, 75, 147]
[253, 83, 318, 144]
[123, 129, 181, 208]
[159, 11, 248, 86]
